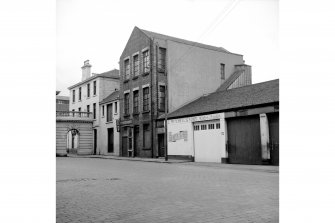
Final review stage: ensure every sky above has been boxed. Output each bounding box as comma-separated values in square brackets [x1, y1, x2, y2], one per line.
[57, 0, 278, 96]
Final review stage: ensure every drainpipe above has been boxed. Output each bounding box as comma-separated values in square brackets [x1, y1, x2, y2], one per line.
[164, 40, 168, 161]
[150, 38, 154, 158]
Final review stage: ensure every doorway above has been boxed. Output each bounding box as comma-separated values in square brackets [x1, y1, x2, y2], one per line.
[268, 112, 279, 165]
[108, 128, 114, 153]
[66, 129, 79, 154]
[93, 129, 97, 155]
[158, 134, 165, 157]
[134, 126, 139, 157]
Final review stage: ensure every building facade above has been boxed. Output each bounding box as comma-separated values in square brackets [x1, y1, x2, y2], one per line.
[98, 90, 120, 155]
[68, 60, 120, 154]
[56, 91, 69, 111]
[166, 79, 279, 165]
[119, 27, 251, 158]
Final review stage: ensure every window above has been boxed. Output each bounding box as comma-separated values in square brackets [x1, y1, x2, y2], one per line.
[72, 90, 75, 102]
[158, 85, 165, 111]
[124, 59, 130, 79]
[201, 124, 207, 130]
[102, 105, 105, 117]
[208, 124, 215, 129]
[133, 54, 139, 76]
[107, 103, 113, 122]
[143, 124, 151, 148]
[220, 63, 225, 80]
[133, 90, 139, 113]
[115, 102, 117, 114]
[216, 123, 220, 129]
[194, 125, 200, 131]
[124, 93, 129, 115]
[79, 87, 81, 101]
[158, 48, 166, 71]
[142, 50, 150, 73]
[93, 81, 96, 95]
[93, 103, 96, 119]
[87, 105, 90, 113]
[78, 107, 81, 112]
[143, 87, 149, 112]
[87, 83, 90, 97]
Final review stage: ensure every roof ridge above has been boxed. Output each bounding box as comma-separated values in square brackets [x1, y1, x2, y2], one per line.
[138, 27, 240, 55]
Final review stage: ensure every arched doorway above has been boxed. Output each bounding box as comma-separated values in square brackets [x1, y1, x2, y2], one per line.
[66, 129, 79, 154]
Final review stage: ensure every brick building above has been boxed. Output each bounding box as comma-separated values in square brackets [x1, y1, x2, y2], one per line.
[56, 91, 69, 111]
[119, 26, 251, 158]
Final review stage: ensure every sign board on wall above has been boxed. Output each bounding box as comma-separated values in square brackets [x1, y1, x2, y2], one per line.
[168, 131, 188, 142]
[168, 113, 222, 124]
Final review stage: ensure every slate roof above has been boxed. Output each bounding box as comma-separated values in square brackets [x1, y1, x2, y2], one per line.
[100, 91, 119, 105]
[139, 28, 242, 56]
[165, 79, 279, 120]
[68, 69, 120, 89]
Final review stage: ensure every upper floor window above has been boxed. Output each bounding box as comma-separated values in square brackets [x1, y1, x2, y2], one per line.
[79, 87, 81, 101]
[93, 81, 96, 96]
[124, 59, 130, 79]
[124, 93, 130, 115]
[143, 87, 149, 112]
[87, 105, 90, 113]
[102, 105, 105, 117]
[107, 103, 113, 122]
[93, 103, 96, 119]
[220, 63, 225, 80]
[133, 54, 139, 76]
[158, 85, 165, 111]
[72, 90, 75, 102]
[158, 48, 166, 72]
[142, 50, 150, 73]
[115, 102, 117, 114]
[78, 107, 81, 112]
[87, 83, 90, 97]
[133, 90, 139, 113]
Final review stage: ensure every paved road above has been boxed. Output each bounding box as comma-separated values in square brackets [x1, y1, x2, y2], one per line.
[57, 158, 278, 223]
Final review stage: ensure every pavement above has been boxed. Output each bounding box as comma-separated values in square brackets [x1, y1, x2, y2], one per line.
[57, 157, 279, 223]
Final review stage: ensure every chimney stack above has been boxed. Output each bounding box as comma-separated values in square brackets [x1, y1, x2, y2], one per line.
[81, 60, 92, 81]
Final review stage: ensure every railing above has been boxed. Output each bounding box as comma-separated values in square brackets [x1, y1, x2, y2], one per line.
[56, 111, 93, 118]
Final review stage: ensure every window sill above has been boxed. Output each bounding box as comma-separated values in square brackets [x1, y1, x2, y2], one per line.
[142, 110, 150, 114]
[123, 79, 129, 83]
[157, 68, 165, 73]
[158, 109, 166, 112]
[93, 94, 97, 97]
[132, 112, 139, 116]
[142, 72, 149, 77]
[123, 114, 130, 118]
[106, 121, 113, 124]
[132, 76, 139, 80]
[78, 100, 82, 102]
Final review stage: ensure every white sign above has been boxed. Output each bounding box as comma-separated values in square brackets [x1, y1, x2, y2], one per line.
[168, 113, 222, 124]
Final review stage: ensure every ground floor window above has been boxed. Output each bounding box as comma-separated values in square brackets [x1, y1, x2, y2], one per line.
[143, 124, 151, 148]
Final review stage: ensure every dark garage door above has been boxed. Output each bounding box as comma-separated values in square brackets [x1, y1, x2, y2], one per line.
[227, 115, 262, 165]
[268, 112, 279, 165]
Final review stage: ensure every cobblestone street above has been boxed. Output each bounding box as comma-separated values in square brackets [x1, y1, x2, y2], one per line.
[57, 157, 278, 223]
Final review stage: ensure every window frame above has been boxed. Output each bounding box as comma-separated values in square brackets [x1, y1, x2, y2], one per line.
[220, 63, 225, 80]
[133, 54, 139, 76]
[72, 90, 75, 103]
[93, 103, 96, 119]
[93, 81, 96, 96]
[142, 50, 150, 74]
[124, 93, 130, 116]
[157, 47, 166, 72]
[158, 85, 166, 111]
[142, 87, 150, 112]
[87, 83, 90, 98]
[107, 103, 113, 122]
[124, 58, 130, 80]
[79, 87, 81, 101]
[133, 90, 139, 114]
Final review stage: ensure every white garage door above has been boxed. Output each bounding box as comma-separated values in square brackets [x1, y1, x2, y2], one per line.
[193, 120, 223, 163]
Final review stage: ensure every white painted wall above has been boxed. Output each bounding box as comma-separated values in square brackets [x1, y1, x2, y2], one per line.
[259, 113, 270, 160]
[167, 113, 226, 162]
[98, 100, 120, 155]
